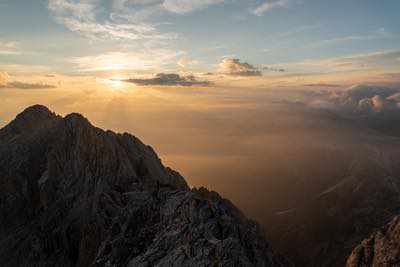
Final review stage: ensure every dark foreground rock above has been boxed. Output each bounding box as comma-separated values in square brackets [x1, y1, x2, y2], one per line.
[0, 105, 288, 267]
[346, 216, 400, 267]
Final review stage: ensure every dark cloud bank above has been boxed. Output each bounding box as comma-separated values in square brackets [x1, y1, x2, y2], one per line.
[122, 73, 210, 86]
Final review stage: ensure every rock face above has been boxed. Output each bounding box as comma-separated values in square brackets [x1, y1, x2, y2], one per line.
[347, 216, 400, 267]
[0, 105, 287, 267]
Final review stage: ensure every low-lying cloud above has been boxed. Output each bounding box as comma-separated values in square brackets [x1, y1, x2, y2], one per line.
[304, 83, 341, 88]
[122, 73, 210, 86]
[0, 81, 56, 90]
[303, 84, 400, 137]
[329, 85, 399, 112]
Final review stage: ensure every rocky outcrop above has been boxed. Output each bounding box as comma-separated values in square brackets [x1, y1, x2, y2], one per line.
[0, 105, 287, 266]
[346, 216, 400, 267]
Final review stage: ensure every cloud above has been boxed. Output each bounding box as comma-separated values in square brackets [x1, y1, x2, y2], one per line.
[0, 68, 56, 89]
[307, 84, 400, 114]
[253, 0, 289, 16]
[47, 0, 226, 42]
[0, 40, 21, 55]
[69, 50, 184, 72]
[163, 0, 224, 13]
[122, 73, 210, 86]
[218, 58, 262, 77]
[47, 0, 174, 41]
[304, 83, 341, 88]
[308, 28, 395, 49]
[0, 81, 56, 89]
[47, 0, 231, 42]
[48, 0, 96, 20]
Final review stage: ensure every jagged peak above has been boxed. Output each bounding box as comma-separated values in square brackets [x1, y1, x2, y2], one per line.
[16, 104, 58, 122]
[0, 105, 60, 136]
[63, 112, 92, 127]
[21, 104, 52, 114]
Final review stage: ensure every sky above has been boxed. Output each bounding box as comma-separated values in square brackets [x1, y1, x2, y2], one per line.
[1, 0, 400, 189]
[0, 0, 399, 77]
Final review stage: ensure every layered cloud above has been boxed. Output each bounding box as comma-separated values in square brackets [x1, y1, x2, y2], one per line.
[47, 0, 225, 41]
[308, 28, 394, 49]
[122, 73, 210, 86]
[69, 50, 183, 72]
[218, 58, 262, 77]
[0, 81, 56, 90]
[0, 71, 55, 89]
[304, 83, 341, 88]
[279, 50, 400, 74]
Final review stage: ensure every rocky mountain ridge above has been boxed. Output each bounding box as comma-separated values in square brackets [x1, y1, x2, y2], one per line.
[0, 105, 288, 266]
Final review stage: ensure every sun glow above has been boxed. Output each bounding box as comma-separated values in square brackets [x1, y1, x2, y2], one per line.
[96, 76, 129, 91]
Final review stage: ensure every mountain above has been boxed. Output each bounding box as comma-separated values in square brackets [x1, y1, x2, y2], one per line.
[347, 216, 400, 266]
[268, 157, 400, 266]
[0, 105, 288, 267]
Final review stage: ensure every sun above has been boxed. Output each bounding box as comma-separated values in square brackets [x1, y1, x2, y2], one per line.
[108, 79, 125, 90]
